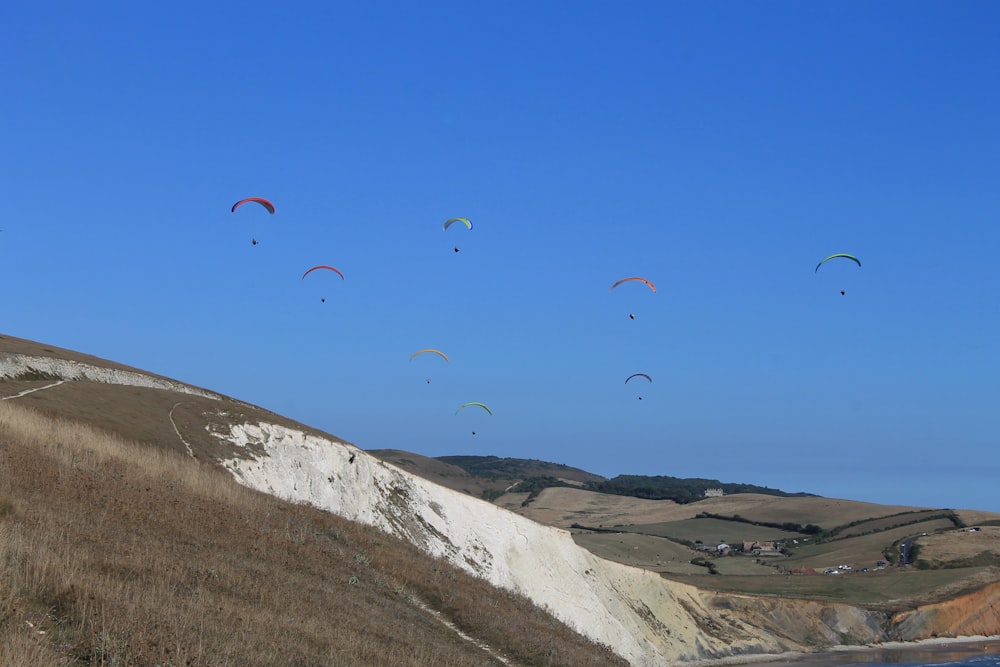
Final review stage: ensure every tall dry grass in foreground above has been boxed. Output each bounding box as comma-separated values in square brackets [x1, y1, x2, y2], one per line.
[0, 401, 627, 666]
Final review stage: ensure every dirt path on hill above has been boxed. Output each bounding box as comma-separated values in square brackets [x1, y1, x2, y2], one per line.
[0, 379, 65, 400]
[407, 594, 514, 665]
[169, 402, 196, 459]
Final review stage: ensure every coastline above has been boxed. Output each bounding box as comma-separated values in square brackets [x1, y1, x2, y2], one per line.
[689, 636, 1000, 667]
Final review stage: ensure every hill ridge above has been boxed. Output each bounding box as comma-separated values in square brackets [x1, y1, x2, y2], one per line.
[0, 352, 221, 400]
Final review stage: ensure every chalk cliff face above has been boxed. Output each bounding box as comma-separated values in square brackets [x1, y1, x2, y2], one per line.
[214, 420, 1000, 665]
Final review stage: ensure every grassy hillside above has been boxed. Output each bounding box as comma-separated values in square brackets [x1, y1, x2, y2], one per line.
[584, 474, 815, 504]
[0, 338, 627, 666]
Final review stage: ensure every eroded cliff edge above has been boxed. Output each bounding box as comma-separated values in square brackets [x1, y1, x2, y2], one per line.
[216, 420, 1000, 665]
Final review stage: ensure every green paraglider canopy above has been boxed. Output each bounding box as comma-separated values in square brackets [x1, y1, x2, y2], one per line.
[815, 254, 861, 272]
[443, 217, 472, 231]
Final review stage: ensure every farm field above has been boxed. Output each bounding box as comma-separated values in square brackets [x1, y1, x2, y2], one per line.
[829, 509, 957, 539]
[571, 531, 706, 575]
[914, 526, 1000, 566]
[615, 517, 809, 544]
[559, 495, 1000, 607]
[509, 487, 941, 531]
[783, 518, 958, 570]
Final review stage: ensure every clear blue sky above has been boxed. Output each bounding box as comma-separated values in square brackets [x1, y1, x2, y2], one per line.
[3, 2, 998, 511]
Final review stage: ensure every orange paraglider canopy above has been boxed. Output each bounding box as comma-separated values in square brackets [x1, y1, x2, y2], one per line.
[610, 277, 656, 293]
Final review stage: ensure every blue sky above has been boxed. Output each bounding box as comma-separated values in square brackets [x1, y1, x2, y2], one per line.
[3, 2, 998, 511]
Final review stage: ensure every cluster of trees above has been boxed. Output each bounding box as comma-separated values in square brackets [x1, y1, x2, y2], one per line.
[438, 455, 597, 482]
[448, 457, 817, 506]
[583, 476, 811, 504]
[481, 476, 576, 503]
[695, 512, 823, 535]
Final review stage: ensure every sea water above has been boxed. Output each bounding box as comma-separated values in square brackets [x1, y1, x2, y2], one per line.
[834, 649, 1000, 667]
[854, 656, 1000, 667]
[769, 643, 1000, 667]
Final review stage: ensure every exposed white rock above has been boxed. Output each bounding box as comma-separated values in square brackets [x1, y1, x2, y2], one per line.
[217, 421, 792, 665]
[0, 354, 220, 400]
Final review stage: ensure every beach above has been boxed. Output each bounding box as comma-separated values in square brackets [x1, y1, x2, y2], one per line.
[691, 636, 1000, 667]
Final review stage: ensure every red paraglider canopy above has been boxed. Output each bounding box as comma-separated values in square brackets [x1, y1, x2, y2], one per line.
[301, 265, 345, 280]
[231, 198, 275, 214]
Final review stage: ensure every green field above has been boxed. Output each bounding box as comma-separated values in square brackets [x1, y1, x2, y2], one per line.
[615, 517, 808, 545]
[571, 509, 1000, 609]
[828, 510, 959, 539]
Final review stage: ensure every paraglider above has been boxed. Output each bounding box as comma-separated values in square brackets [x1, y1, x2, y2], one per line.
[626, 373, 651, 400]
[301, 265, 344, 303]
[612, 278, 654, 319]
[444, 218, 472, 253]
[814, 254, 861, 272]
[233, 198, 274, 245]
[815, 254, 861, 295]
[410, 349, 449, 384]
[456, 402, 491, 435]
[231, 198, 275, 215]
[610, 277, 656, 293]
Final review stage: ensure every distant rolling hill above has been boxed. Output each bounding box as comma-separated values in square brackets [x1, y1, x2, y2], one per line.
[366, 450, 604, 500]
[366, 451, 813, 505]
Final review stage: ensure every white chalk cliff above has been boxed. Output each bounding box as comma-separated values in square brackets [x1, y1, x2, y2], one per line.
[216, 421, 796, 665]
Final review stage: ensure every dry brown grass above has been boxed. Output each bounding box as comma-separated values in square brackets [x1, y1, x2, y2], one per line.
[0, 401, 627, 666]
[917, 527, 1000, 565]
[508, 486, 691, 528]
